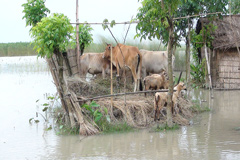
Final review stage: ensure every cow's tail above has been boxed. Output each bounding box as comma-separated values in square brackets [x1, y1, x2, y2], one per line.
[136, 53, 143, 91]
[136, 54, 140, 75]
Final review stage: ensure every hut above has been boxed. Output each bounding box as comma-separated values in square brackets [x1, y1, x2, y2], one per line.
[196, 15, 240, 89]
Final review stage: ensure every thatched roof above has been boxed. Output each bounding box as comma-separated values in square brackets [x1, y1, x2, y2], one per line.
[196, 15, 240, 50]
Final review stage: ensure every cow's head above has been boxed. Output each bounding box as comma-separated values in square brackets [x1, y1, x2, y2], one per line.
[102, 43, 112, 59]
[177, 82, 186, 91]
[160, 69, 169, 80]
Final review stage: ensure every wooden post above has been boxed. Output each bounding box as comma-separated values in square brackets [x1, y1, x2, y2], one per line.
[110, 45, 113, 107]
[76, 0, 80, 76]
[204, 44, 214, 98]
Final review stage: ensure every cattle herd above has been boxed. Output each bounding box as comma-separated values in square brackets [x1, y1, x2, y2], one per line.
[79, 43, 185, 120]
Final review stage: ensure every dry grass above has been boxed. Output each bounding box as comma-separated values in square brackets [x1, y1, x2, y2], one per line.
[68, 76, 195, 129]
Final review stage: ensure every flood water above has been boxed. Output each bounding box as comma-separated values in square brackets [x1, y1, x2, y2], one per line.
[1, 56, 240, 160]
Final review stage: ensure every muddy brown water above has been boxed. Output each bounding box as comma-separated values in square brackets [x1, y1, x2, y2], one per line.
[0, 56, 240, 160]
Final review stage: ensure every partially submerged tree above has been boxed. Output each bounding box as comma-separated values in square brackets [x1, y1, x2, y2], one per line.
[136, 0, 182, 127]
[22, 0, 99, 135]
[30, 13, 98, 135]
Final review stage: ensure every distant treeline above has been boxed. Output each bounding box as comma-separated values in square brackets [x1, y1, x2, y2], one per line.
[0, 42, 37, 57]
[0, 41, 186, 71]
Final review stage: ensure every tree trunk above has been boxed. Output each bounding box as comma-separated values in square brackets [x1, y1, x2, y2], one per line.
[63, 51, 73, 76]
[185, 18, 191, 85]
[55, 52, 76, 127]
[185, 32, 190, 84]
[166, 21, 174, 128]
[48, 51, 99, 135]
[80, 43, 85, 55]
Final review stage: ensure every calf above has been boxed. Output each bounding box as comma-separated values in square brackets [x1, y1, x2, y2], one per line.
[143, 70, 168, 96]
[154, 82, 186, 121]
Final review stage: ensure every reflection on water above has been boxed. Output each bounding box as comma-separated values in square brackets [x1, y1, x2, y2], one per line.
[1, 56, 240, 160]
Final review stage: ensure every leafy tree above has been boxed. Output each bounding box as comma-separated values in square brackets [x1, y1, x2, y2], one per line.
[22, 0, 50, 27]
[136, 0, 182, 127]
[135, 0, 231, 126]
[30, 13, 73, 58]
[72, 24, 93, 55]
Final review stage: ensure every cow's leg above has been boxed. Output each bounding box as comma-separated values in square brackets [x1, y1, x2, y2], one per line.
[145, 84, 149, 97]
[142, 68, 147, 79]
[154, 95, 159, 121]
[131, 69, 138, 92]
[102, 67, 106, 79]
[115, 60, 121, 92]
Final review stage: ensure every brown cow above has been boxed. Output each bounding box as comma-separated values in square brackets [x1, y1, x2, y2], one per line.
[140, 49, 175, 78]
[103, 43, 142, 92]
[79, 52, 112, 79]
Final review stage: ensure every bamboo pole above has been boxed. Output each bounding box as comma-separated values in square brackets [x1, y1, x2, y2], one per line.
[204, 44, 214, 98]
[76, 89, 177, 102]
[76, 0, 80, 76]
[70, 12, 223, 25]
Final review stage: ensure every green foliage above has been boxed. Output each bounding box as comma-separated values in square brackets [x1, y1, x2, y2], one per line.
[102, 19, 116, 31]
[190, 52, 206, 87]
[81, 101, 133, 134]
[135, 0, 181, 44]
[30, 13, 73, 58]
[29, 94, 59, 130]
[102, 19, 108, 30]
[71, 24, 93, 55]
[200, 0, 228, 15]
[230, 0, 240, 14]
[190, 23, 217, 88]
[191, 23, 217, 49]
[22, 0, 50, 27]
[81, 101, 109, 123]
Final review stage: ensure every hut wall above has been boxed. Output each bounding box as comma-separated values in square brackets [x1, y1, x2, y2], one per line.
[212, 48, 240, 89]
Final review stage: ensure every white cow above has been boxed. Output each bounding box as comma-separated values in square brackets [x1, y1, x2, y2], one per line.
[79, 52, 112, 79]
[140, 49, 175, 78]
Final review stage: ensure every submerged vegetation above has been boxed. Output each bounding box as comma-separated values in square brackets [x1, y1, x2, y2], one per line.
[190, 99, 211, 113]
[153, 123, 180, 132]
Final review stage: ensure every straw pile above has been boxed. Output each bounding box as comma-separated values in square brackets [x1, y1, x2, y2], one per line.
[69, 77, 195, 128]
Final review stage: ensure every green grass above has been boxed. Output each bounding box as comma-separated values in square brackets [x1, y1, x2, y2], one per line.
[98, 121, 135, 134]
[151, 123, 180, 132]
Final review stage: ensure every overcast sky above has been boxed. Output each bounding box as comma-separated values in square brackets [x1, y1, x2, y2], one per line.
[0, 0, 142, 43]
